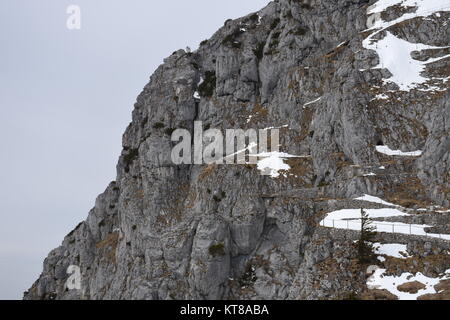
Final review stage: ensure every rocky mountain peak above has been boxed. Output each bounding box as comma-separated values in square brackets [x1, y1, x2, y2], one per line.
[25, 0, 449, 300]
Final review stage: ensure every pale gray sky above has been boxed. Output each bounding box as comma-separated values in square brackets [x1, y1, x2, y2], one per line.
[0, 0, 270, 299]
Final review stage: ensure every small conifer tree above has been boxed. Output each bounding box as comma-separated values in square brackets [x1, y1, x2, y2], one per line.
[357, 208, 376, 263]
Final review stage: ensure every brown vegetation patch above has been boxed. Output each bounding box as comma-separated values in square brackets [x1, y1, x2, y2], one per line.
[324, 41, 349, 59]
[383, 177, 432, 208]
[397, 281, 426, 294]
[298, 107, 315, 141]
[417, 290, 450, 300]
[285, 157, 313, 178]
[96, 232, 119, 264]
[198, 164, 217, 181]
[383, 254, 450, 278]
[360, 289, 398, 300]
[246, 102, 268, 125]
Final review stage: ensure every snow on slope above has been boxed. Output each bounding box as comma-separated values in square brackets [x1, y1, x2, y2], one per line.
[303, 97, 322, 108]
[256, 152, 298, 178]
[367, 0, 450, 19]
[321, 207, 450, 239]
[319, 195, 450, 239]
[367, 268, 450, 300]
[362, 0, 450, 91]
[374, 243, 411, 258]
[375, 145, 422, 156]
[355, 194, 399, 207]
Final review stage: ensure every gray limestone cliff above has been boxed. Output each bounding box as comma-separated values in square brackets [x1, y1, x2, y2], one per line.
[25, 0, 450, 300]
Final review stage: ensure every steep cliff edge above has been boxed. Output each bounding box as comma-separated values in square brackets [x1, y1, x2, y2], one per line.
[25, 0, 450, 300]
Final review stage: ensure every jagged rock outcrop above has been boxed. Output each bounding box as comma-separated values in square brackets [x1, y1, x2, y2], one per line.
[25, 0, 449, 300]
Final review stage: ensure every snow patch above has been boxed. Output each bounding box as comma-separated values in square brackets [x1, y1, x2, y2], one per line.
[256, 152, 299, 178]
[367, 268, 450, 300]
[367, 0, 450, 30]
[363, 172, 377, 177]
[376, 145, 422, 156]
[263, 124, 289, 130]
[374, 243, 411, 258]
[355, 194, 399, 207]
[303, 97, 322, 108]
[362, 0, 450, 91]
[363, 32, 450, 91]
[256, 13, 263, 26]
[320, 207, 450, 240]
[371, 93, 389, 101]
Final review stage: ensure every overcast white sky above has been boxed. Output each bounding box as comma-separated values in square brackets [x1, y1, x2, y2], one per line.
[0, 0, 270, 299]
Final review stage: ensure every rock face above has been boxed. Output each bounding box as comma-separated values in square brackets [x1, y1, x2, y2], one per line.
[25, 0, 449, 300]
